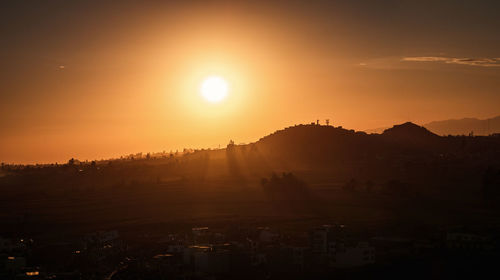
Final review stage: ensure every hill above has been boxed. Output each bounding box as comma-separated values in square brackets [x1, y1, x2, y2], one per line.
[382, 122, 437, 138]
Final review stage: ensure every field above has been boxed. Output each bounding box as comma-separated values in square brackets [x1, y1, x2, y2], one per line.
[1, 169, 497, 239]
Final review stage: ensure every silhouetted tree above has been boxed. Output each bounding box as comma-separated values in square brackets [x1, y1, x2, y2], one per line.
[261, 172, 310, 200]
[227, 139, 235, 149]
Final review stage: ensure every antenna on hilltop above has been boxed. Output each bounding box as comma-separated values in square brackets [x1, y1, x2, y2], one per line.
[326, 119, 330, 126]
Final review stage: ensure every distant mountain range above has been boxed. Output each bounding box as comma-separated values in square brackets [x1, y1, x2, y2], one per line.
[365, 116, 500, 136]
[425, 116, 500, 136]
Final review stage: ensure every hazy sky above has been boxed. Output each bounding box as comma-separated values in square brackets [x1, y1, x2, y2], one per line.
[1, 0, 500, 163]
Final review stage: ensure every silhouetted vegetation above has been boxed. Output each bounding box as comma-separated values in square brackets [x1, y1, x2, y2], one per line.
[261, 172, 310, 200]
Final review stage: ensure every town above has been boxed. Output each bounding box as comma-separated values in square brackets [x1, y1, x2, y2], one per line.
[2, 221, 499, 279]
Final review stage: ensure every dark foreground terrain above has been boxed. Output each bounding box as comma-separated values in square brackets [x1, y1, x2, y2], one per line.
[1, 123, 500, 279]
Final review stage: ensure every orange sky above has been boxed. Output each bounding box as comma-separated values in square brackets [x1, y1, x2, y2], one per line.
[1, 1, 500, 163]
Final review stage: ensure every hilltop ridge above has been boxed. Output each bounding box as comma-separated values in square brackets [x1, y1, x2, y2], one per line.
[382, 122, 437, 137]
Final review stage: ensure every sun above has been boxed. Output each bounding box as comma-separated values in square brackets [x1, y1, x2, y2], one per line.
[200, 76, 228, 103]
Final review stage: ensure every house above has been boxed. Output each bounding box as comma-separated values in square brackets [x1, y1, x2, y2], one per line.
[288, 246, 308, 269]
[194, 249, 231, 274]
[0, 237, 13, 252]
[370, 236, 414, 258]
[250, 253, 267, 266]
[330, 242, 375, 268]
[258, 227, 279, 243]
[84, 230, 119, 247]
[183, 245, 211, 266]
[310, 224, 346, 254]
[192, 227, 210, 243]
[167, 244, 185, 254]
[446, 232, 491, 250]
[4, 256, 26, 273]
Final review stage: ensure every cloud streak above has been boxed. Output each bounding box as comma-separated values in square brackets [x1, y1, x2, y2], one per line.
[402, 56, 500, 67]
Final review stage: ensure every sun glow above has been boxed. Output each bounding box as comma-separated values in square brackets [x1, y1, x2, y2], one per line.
[200, 76, 228, 103]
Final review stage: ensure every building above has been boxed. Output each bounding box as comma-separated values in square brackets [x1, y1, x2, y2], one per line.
[258, 227, 279, 243]
[446, 232, 491, 250]
[330, 242, 375, 268]
[310, 224, 346, 254]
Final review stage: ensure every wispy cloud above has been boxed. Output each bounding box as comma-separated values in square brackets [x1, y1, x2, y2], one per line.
[402, 56, 500, 67]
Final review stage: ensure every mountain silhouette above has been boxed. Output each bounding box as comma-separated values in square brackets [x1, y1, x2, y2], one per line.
[364, 116, 500, 136]
[424, 116, 500, 136]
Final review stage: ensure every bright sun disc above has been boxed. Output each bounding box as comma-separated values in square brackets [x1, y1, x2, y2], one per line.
[200, 76, 228, 103]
